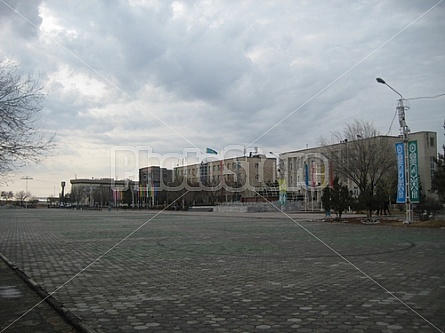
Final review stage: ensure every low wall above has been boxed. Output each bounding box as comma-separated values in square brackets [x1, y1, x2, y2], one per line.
[213, 201, 301, 213]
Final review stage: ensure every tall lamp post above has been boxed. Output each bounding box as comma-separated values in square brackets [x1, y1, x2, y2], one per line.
[376, 78, 412, 223]
[60, 181, 66, 207]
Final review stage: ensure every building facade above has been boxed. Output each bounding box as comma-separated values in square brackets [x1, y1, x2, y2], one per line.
[139, 166, 173, 188]
[138, 166, 173, 207]
[173, 154, 276, 201]
[70, 178, 134, 207]
[280, 131, 437, 209]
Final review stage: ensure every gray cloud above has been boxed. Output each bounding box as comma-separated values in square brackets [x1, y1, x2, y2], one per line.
[0, 0, 43, 39]
[1, 0, 444, 196]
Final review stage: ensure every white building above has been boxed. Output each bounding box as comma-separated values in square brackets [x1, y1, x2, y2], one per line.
[280, 131, 437, 209]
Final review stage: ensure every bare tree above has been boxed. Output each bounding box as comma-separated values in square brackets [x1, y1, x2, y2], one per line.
[15, 190, 30, 207]
[0, 59, 54, 180]
[321, 119, 396, 216]
[70, 185, 88, 205]
[1, 190, 14, 205]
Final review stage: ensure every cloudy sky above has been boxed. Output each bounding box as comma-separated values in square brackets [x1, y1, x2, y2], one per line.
[1, 0, 444, 197]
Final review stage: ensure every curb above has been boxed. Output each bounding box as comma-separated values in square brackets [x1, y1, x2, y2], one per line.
[0, 253, 97, 333]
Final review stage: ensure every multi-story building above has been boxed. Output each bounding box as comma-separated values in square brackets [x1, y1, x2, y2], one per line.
[173, 154, 276, 201]
[138, 166, 173, 207]
[414, 131, 438, 197]
[280, 131, 437, 209]
[139, 166, 173, 188]
[70, 178, 134, 207]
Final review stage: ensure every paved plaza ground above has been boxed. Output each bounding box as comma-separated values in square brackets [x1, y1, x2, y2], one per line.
[0, 209, 444, 333]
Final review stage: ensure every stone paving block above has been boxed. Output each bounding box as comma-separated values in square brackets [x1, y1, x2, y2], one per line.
[0, 209, 444, 332]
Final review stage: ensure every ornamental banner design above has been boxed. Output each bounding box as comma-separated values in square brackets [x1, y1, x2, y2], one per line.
[395, 142, 405, 204]
[408, 140, 420, 203]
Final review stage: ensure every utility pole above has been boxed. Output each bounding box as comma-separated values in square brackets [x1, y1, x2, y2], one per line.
[377, 78, 412, 223]
[21, 176, 33, 209]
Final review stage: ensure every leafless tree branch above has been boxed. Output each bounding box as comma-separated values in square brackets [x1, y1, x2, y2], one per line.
[0, 59, 55, 180]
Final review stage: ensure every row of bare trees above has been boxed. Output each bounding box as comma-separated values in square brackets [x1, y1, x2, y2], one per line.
[0, 190, 38, 207]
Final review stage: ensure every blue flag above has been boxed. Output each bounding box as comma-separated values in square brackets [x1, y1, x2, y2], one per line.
[206, 148, 218, 154]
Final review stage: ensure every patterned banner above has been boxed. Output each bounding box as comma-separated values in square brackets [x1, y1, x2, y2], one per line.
[278, 178, 287, 205]
[408, 140, 420, 203]
[395, 142, 405, 203]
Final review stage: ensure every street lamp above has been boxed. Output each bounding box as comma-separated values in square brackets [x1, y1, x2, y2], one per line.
[376, 78, 412, 223]
[61, 181, 66, 207]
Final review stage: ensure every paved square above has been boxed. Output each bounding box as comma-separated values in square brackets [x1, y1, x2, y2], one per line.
[0, 209, 444, 332]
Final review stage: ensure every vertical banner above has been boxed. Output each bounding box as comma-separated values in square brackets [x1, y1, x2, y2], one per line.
[395, 142, 405, 203]
[408, 140, 420, 203]
[278, 178, 287, 205]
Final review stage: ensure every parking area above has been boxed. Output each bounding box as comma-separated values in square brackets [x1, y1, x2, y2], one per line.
[0, 209, 444, 332]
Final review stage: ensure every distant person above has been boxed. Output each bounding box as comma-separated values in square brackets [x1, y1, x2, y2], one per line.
[376, 200, 383, 216]
[324, 208, 332, 219]
[383, 200, 391, 215]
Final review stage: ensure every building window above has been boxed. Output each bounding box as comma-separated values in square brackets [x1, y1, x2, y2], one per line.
[430, 137, 435, 147]
[430, 156, 436, 182]
[255, 163, 259, 168]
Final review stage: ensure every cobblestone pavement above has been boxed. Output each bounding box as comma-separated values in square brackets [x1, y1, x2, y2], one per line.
[0, 209, 444, 333]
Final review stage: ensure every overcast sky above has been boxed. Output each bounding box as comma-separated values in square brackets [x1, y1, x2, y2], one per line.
[1, 0, 444, 197]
